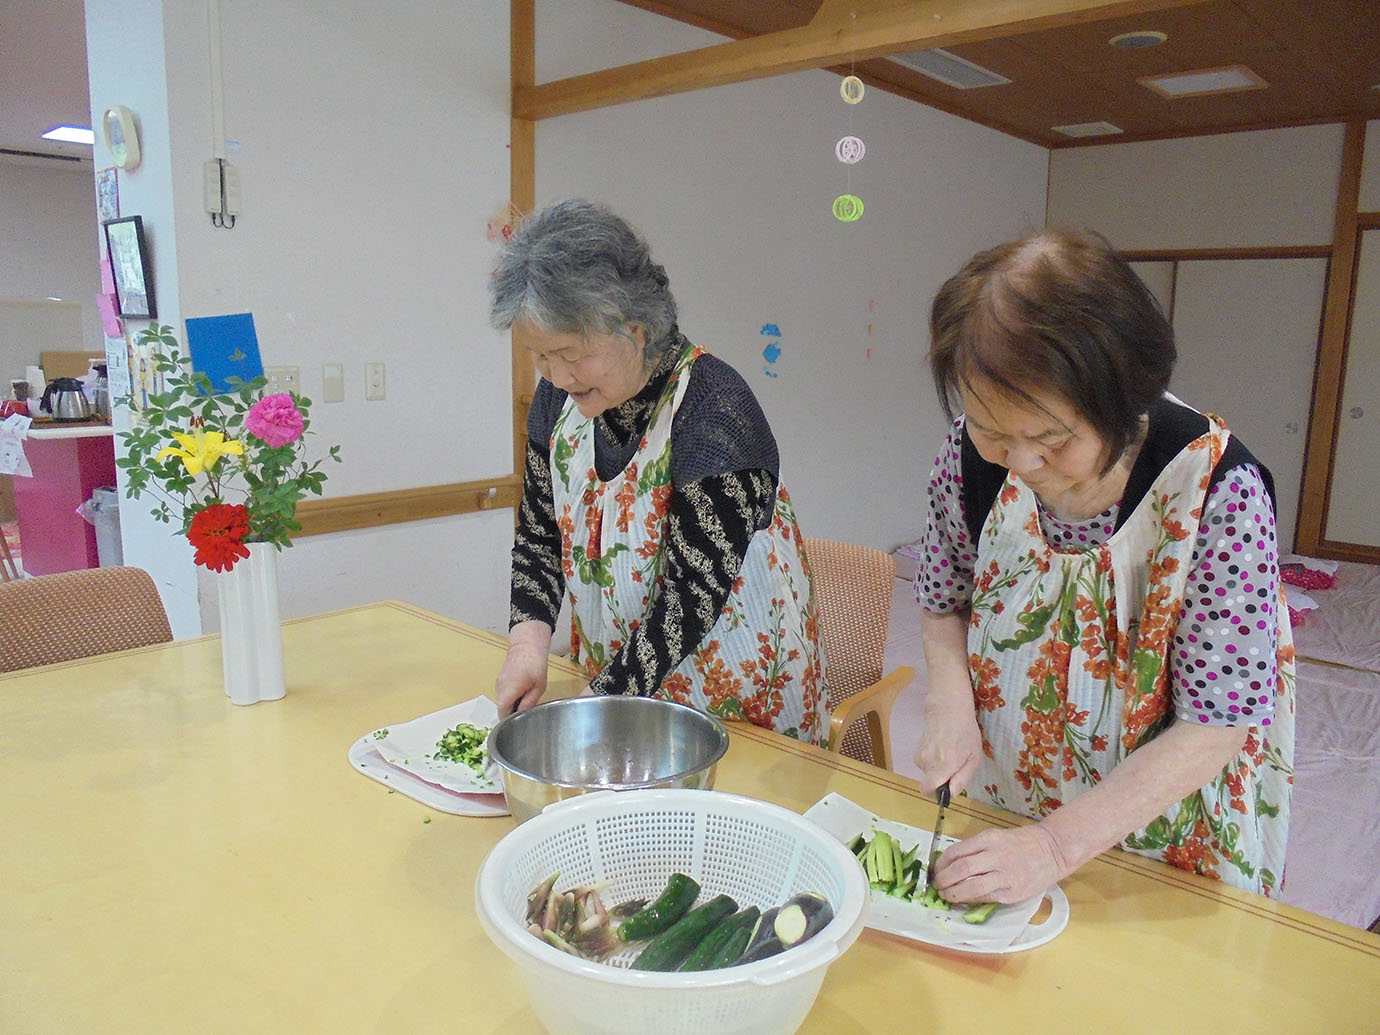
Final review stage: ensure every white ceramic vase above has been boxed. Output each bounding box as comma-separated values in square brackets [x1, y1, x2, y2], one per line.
[216, 541, 286, 705]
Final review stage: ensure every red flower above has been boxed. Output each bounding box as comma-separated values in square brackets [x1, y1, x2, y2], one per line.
[188, 503, 251, 572]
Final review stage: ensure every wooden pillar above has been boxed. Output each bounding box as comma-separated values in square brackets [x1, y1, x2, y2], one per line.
[510, 0, 536, 488]
[1296, 120, 1365, 556]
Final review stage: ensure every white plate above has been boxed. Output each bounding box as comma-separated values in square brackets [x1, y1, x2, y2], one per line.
[803, 793, 1069, 954]
[348, 735, 510, 817]
[372, 697, 504, 794]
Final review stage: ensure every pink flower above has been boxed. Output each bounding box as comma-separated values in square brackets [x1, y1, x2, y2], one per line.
[245, 393, 304, 447]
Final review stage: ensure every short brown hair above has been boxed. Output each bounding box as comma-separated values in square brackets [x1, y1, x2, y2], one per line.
[929, 229, 1176, 471]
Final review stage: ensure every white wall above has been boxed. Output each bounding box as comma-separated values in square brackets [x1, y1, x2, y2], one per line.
[535, 0, 1049, 550]
[1048, 125, 1343, 248]
[0, 160, 104, 381]
[86, 0, 517, 636]
[1049, 126, 1343, 552]
[75, 0, 1052, 641]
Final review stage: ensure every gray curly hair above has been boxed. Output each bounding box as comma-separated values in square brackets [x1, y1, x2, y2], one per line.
[488, 198, 679, 362]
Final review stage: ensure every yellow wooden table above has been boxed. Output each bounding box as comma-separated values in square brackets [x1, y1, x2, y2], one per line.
[2, 602, 1375, 1033]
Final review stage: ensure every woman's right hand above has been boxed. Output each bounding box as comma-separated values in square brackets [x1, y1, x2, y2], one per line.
[913, 685, 984, 797]
[495, 620, 554, 718]
[914, 610, 983, 796]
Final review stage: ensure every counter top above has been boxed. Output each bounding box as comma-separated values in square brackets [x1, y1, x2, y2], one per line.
[25, 420, 114, 440]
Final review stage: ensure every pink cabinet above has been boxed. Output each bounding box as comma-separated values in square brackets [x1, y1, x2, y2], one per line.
[12, 425, 117, 575]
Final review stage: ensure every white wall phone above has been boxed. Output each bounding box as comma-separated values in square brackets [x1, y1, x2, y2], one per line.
[205, 0, 237, 229]
[204, 158, 240, 227]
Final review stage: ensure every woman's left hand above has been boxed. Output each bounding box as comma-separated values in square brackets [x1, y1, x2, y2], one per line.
[929, 823, 1067, 905]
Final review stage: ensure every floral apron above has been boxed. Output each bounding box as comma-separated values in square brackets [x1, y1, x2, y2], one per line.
[967, 414, 1295, 894]
[549, 343, 830, 744]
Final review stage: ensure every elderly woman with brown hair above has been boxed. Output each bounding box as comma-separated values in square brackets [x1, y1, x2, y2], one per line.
[488, 198, 829, 745]
[914, 229, 1295, 903]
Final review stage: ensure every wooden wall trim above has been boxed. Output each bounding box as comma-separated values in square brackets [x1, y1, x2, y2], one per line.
[1296, 119, 1366, 556]
[511, 0, 536, 491]
[294, 476, 522, 538]
[512, 0, 1204, 121]
[1118, 246, 1333, 262]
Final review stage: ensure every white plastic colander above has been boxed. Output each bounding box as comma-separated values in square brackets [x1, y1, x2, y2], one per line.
[474, 788, 869, 1035]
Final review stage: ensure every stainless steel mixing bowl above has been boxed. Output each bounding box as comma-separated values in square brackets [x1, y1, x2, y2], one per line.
[486, 696, 729, 823]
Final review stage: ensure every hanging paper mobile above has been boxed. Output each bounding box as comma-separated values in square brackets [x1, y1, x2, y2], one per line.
[832, 194, 864, 222]
[835, 135, 865, 164]
[840, 75, 865, 104]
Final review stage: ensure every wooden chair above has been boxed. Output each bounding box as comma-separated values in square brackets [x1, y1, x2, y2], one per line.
[0, 566, 172, 672]
[0, 474, 18, 581]
[803, 537, 915, 771]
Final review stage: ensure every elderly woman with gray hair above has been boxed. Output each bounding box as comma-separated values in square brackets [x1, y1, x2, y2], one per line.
[488, 199, 830, 744]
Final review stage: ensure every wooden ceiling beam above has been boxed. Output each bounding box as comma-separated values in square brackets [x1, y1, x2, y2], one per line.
[513, 0, 1209, 120]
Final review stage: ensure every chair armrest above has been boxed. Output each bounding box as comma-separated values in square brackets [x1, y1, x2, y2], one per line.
[828, 665, 915, 769]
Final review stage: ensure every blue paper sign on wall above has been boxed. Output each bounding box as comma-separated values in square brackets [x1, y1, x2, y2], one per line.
[185, 312, 264, 393]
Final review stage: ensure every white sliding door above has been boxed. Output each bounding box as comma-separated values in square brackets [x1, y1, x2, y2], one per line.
[1168, 258, 1327, 552]
[1329, 231, 1380, 548]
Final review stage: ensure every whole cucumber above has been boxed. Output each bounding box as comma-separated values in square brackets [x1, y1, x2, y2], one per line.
[679, 905, 760, 971]
[632, 894, 737, 971]
[617, 873, 700, 942]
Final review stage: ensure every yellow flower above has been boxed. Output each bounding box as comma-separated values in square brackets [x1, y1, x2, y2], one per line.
[156, 428, 244, 477]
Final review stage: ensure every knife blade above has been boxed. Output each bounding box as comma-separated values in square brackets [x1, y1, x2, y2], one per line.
[924, 781, 951, 890]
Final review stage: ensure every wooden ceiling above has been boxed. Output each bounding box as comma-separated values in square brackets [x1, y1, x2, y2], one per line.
[613, 0, 1380, 147]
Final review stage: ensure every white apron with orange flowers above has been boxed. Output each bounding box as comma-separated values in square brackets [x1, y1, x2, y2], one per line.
[549, 343, 830, 745]
[966, 414, 1295, 894]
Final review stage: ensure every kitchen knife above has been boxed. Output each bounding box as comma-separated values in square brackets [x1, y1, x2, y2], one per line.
[924, 780, 951, 890]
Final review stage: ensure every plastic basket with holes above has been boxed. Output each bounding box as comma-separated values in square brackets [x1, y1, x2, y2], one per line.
[475, 788, 869, 1035]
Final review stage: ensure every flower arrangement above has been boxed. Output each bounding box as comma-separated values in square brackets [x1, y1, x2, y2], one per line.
[117, 323, 341, 572]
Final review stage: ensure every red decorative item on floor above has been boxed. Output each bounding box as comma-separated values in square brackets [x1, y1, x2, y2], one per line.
[1281, 565, 1338, 591]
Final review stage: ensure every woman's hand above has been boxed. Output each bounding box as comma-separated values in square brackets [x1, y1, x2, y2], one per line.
[914, 689, 984, 797]
[495, 620, 554, 718]
[914, 610, 983, 796]
[930, 823, 1067, 905]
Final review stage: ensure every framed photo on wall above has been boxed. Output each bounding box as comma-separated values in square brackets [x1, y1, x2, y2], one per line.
[103, 214, 156, 319]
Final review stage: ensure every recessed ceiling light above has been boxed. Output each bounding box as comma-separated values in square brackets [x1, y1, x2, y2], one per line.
[1110, 30, 1167, 49]
[42, 125, 94, 145]
[1139, 65, 1267, 98]
[1051, 121, 1124, 138]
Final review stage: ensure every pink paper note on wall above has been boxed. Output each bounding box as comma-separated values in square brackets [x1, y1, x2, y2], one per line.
[97, 293, 122, 337]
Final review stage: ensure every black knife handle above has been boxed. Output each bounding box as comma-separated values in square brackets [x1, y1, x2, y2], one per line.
[936, 781, 951, 807]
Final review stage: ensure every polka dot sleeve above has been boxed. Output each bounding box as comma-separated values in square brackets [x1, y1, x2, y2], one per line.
[917, 419, 977, 613]
[1171, 464, 1280, 727]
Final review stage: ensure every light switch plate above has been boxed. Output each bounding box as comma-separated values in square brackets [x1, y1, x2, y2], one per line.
[264, 365, 299, 396]
[322, 363, 344, 403]
[365, 362, 385, 400]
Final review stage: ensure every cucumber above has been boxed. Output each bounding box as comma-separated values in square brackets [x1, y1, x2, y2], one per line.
[632, 894, 738, 971]
[617, 873, 700, 942]
[708, 910, 760, 968]
[962, 902, 999, 924]
[679, 905, 760, 971]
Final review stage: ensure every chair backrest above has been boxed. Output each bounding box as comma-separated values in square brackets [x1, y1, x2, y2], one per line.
[803, 537, 896, 762]
[0, 566, 173, 672]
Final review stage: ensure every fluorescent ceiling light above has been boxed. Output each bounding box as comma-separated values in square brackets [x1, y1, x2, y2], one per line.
[1139, 65, 1267, 98]
[42, 125, 94, 145]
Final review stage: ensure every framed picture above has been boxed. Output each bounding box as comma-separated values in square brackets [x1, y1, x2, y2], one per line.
[103, 215, 156, 320]
[96, 167, 120, 222]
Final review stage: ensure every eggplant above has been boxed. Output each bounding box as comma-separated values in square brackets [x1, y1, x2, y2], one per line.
[772, 892, 834, 948]
[734, 907, 782, 964]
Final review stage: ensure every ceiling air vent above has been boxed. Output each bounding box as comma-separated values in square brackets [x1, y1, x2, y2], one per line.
[1051, 121, 1124, 138]
[889, 48, 1011, 89]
